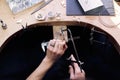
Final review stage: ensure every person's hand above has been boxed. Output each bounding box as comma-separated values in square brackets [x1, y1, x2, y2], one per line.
[69, 55, 85, 80]
[45, 39, 67, 62]
[26, 39, 67, 80]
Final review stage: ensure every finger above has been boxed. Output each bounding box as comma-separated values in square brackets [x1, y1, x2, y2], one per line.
[69, 65, 75, 79]
[71, 55, 76, 61]
[59, 40, 67, 50]
[62, 41, 68, 50]
[73, 62, 81, 74]
[81, 69, 85, 75]
[53, 39, 60, 53]
[47, 39, 56, 51]
[70, 55, 78, 68]
[71, 55, 81, 73]
[50, 39, 56, 47]
[58, 40, 68, 56]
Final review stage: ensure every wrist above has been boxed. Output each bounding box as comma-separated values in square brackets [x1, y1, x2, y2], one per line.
[43, 56, 55, 65]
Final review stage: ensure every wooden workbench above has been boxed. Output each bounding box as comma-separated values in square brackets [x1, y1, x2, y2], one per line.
[0, 0, 120, 53]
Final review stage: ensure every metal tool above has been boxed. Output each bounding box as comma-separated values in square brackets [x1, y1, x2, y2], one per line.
[31, 0, 53, 15]
[61, 28, 83, 72]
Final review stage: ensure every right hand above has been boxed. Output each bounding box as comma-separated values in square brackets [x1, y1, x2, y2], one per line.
[69, 55, 85, 80]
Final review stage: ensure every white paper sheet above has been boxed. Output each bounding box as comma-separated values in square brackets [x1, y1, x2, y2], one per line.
[78, 0, 104, 12]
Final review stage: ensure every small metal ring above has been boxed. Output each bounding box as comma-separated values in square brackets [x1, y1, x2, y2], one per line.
[50, 44, 55, 47]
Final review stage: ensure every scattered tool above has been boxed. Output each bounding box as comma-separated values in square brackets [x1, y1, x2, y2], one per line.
[31, 0, 53, 15]
[0, 19, 7, 29]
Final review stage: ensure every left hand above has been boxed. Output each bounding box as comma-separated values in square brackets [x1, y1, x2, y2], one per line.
[45, 39, 67, 62]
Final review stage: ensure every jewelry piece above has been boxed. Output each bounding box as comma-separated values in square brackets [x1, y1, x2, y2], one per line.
[35, 13, 46, 21]
[50, 44, 55, 47]
[56, 12, 61, 20]
[47, 11, 55, 19]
